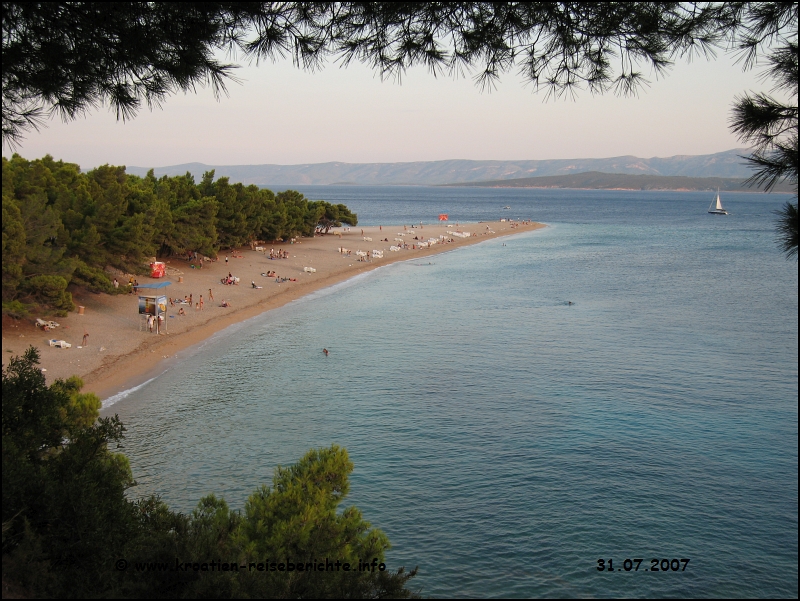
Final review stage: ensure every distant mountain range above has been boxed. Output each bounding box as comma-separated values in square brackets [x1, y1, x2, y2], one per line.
[125, 149, 758, 186]
[445, 171, 796, 193]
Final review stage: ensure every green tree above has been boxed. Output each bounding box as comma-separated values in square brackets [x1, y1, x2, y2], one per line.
[1, 191, 26, 302]
[775, 201, 799, 260]
[728, 3, 798, 258]
[313, 201, 359, 234]
[0, 2, 742, 145]
[2, 347, 136, 596]
[4, 2, 796, 256]
[2, 349, 417, 598]
[2, 157, 75, 302]
[226, 445, 418, 598]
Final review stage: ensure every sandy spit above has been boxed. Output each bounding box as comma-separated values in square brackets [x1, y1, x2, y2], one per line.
[1, 221, 544, 400]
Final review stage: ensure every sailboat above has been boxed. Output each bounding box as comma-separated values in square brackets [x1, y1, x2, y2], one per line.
[708, 189, 729, 215]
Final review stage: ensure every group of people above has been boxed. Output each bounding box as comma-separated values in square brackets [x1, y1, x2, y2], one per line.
[269, 249, 290, 259]
[169, 289, 216, 315]
[221, 273, 239, 285]
[258, 270, 295, 282]
[146, 313, 164, 332]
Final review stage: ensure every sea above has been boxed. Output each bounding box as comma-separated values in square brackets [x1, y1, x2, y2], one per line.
[102, 186, 798, 598]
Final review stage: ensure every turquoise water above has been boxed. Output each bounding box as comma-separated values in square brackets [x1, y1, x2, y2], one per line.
[104, 188, 798, 597]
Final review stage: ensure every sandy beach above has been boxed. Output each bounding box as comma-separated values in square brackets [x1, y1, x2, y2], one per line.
[1, 220, 543, 400]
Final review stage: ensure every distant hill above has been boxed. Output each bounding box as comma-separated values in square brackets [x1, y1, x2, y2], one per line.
[444, 171, 796, 193]
[124, 149, 759, 185]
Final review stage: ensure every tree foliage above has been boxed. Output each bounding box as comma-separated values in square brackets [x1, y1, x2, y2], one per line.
[2, 155, 357, 313]
[2, 347, 137, 596]
[775, 201, 799, 260]
[726, 2, 798, 258]
[1, 2, 240, 145]
[1, 3, 795, 142]
[2, 349, 416, 598]
[3, 2, 797, 257]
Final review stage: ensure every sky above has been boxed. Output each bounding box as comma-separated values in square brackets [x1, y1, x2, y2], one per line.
[7, 48, 776, 170]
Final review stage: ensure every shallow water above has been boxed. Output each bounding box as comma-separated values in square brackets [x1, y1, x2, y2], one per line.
[105, 188, 798, 598]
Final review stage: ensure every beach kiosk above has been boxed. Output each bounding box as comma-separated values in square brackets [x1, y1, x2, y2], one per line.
[136, 281, 171, 334]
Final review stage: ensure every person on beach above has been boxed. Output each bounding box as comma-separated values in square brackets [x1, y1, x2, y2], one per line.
[178, 307, 186, 316]
[113, 278, 119, 288]
[82, 331, 88, 346]
[195, 302, 199, 311]
[208, 288, 213, 301]
[225, 255, 228, 264]
[147, 314, 154, 332]
[199, 295, 204, 310]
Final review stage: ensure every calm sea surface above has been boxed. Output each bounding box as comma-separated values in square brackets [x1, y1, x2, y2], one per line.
[104, 187, 798, 598]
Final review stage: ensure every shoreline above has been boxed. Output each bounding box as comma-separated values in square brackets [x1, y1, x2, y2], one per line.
[1, 221, 544, 401]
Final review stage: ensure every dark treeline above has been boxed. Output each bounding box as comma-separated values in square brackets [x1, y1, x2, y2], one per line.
[2, 154, 357, 315]
[2, 349, 417, 598]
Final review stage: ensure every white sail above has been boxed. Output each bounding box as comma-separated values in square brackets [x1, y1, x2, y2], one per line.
[709, 189, 726, 213]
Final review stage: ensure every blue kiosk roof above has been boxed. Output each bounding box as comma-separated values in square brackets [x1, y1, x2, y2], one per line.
[135, 281, 172, 289]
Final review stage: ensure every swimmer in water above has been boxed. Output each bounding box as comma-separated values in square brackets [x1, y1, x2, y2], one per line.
[323, 348, 329, 356]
